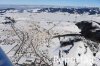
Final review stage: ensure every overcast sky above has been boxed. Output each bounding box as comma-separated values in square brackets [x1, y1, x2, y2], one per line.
[0, 0, 100, 7]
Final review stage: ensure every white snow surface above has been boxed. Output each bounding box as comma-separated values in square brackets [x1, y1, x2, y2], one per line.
[0, 11, 100, 66]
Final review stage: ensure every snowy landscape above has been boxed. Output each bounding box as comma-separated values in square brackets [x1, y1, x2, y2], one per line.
[0, 5, 100, 66]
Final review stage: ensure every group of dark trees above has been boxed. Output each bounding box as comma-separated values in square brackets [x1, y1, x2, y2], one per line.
[0, 7, 100, 15]
[0, 8, 15, 13]
[76, 21, 100, 42]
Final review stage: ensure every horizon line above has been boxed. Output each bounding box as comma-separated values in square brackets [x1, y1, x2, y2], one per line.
[0, 4, 99, 8]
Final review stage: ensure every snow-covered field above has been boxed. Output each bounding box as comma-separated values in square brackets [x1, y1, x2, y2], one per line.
[0, 10, 100, 66]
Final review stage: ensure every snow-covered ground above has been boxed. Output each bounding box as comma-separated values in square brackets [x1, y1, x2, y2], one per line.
[0, 10, 100, 66]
